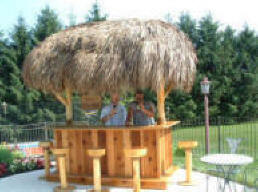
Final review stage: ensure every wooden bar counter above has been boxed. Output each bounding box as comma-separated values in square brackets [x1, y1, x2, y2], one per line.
[47, 121, 180, 189]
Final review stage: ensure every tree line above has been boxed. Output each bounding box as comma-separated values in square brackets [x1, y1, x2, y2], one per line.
[0, 2, 257, 125]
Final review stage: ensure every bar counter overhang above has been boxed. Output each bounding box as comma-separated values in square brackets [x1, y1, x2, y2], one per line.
[46, 121, 180, 189]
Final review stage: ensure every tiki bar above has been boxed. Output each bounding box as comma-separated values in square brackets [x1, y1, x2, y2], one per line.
[22, 19, 197, 191]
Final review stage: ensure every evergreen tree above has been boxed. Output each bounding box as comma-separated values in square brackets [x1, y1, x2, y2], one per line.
[177, 13, 198, 44]
[233, 27, 258, 118]
[194, 15, 223, 117]
[85, 1, 107, 22]
[0, 30, 22, 124]
[11, 16, 32, 69]
[217, 26, 238, 118]
[34, 6, 62, 42]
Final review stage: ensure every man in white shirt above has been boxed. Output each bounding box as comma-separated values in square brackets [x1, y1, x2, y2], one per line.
[101, 93, 127, 126]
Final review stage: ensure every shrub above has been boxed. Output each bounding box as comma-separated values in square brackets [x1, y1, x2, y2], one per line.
[0, 163, 7, 177]
[0, 146, 14, 165]
[26, 160, 36, 170]
[36, 158, 44, 169]
[9, 159, 26, 173]
[11, 150, 25, 160]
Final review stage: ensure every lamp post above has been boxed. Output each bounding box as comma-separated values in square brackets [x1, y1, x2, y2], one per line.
[200, 77, 211, 154]
[2, 101, 7, 121]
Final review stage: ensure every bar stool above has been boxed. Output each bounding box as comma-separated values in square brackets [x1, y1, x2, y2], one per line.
[39, 141, 53, 177]
[178, 141, 198, 186]
[52, 148, 76, 192]
[86, 149, 109, 192]
[124, 148, 147, 192]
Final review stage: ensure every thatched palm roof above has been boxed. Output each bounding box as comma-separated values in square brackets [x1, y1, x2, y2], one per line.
[23, 19, 197, 95]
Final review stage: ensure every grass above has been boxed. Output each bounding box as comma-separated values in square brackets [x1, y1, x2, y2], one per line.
[172, 120, 258, 186]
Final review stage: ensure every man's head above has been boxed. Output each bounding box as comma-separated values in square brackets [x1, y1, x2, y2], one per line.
[111, 93, 120, 105]
[135, 90, 144, 103]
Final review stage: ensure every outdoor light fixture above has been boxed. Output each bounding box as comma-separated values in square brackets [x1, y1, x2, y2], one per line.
[200, 77, 210, 94]
[200, 77, 211, 154]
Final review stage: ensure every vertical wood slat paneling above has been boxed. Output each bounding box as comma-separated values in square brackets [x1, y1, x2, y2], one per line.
[141, 130, 157, 178]
[81, 130, 89, 174]
[61, 130, 70, 173]
[54, 127, 174, 179]
[131, 131, 141, 147]
[123, 130, 132, 177]
[166, 129, 173, 169]
[161, 129, 166, 174]
[85, 130, 94, 175]
[75, 130, 82, 174]
[98, 131, 107, 175]
[54, 130, 62, 174]
[162, 129, 173, 170]
[156, 130, 162, 177]
[68, 130, 77, 174]
[91, 130, 98, 148]
[140, 130, 145, 177]
[106, 131, 115, 176]
[151, 130, 157, 177]
[114, 131, 124, 176]
[55, 130, 62, 148]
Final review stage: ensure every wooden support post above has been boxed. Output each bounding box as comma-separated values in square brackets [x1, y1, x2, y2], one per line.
[44, 148, 50, 176]
[133, 158, 141, 192]
[65, 88, 73, 125]
[178, 141, 198, 186]
[52, 148, 75, 192]
[93, 157, 101, 191]
[86, 149, 109, 192]
[157, 80, 166, 125]
[185, 149, 192, 183]
[124, 148, 147, 192]
[39, 142, 52, 177]
[59, 156, 68, 189]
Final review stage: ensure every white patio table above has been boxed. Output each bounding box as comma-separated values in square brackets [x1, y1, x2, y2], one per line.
[200, 154, 253, 192]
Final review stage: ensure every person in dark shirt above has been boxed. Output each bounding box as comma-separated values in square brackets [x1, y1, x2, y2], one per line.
[126, 90, 156, 125]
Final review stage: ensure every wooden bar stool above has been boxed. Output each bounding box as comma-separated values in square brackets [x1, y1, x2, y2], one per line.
[52, 148, 75, 192]
[178, 141, 198, 186]
[124, 148, 147, 192]
[86, 149, 109, 192]
[39, 141, 53, 177]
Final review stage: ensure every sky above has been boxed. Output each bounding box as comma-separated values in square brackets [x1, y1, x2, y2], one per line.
[0, 0, 257, 36]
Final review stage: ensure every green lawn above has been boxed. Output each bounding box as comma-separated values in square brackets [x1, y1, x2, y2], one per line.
[172, 121, 258, 186]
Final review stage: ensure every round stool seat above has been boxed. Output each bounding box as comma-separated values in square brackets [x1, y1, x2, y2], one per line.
[178, 141, 198, 149]
[39, 141, 52, 148]
[52, 148, 69, 156]
[86, 149, 106, 158]
[124, 148, 147, 158]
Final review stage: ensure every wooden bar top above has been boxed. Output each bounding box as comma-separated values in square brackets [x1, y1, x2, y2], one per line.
[54, 121, 180, 131]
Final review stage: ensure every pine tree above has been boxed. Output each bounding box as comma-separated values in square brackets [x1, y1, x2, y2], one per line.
[10, 16, 32, 69]
[194, 15, 223, 117]
[0, 30, 21, 123]
[177, 13, 198, 44]
[233, 27, 258, 118]
[34, 6, 62, 42]
[85, 1, 107, 22]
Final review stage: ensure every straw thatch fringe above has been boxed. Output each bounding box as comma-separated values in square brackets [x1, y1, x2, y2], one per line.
[23, 19, 197, 96]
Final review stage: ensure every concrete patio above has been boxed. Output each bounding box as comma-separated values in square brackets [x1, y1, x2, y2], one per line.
[0, 168, 250, 192]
